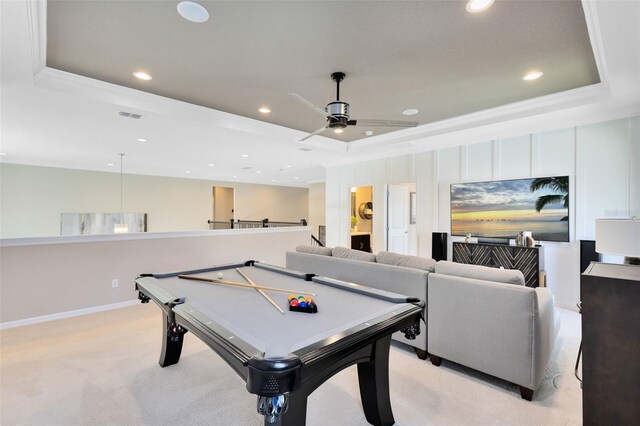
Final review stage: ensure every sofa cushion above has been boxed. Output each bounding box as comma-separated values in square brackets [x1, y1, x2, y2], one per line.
[376, 251, 436, 272]
[295, 245, 333, 256]
[434, 261, 525, 286]
[332, 246, 376, 262]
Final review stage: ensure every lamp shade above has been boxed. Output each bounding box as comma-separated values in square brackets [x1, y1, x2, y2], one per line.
[595, 218, 640, 257]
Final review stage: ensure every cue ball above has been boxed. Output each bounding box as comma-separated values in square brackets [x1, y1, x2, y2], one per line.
[217, 272, 224, 279]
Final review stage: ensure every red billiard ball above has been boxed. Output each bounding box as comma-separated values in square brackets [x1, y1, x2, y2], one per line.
[290, 299, 299, 307]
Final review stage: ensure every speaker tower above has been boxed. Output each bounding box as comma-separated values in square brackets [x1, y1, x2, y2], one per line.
[432, 232, 448, 261]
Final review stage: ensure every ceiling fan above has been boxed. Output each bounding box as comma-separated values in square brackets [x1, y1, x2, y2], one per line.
[289, 72, 419, 141]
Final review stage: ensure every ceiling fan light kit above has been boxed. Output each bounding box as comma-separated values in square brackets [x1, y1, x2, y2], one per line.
[290, 72, 418, 142]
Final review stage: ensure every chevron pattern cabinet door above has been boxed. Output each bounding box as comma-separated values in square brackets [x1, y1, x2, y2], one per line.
[452, 242, 542, 287]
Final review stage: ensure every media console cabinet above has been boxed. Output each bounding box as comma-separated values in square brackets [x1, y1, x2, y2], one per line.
[452, 242, 544, 287]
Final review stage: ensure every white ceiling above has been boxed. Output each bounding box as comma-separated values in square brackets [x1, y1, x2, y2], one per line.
[1, 0, 639, 187]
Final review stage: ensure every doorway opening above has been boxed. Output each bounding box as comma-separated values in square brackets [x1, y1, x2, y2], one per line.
[350, 186, 373, 253]
[386, 182, 417, 255]
[211, 186, 235, 229]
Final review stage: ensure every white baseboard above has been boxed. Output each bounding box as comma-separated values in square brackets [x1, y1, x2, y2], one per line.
[0, 300, 139, 330]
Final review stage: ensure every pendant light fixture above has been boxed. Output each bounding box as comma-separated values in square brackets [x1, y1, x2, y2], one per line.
[114, 153, 129, 234]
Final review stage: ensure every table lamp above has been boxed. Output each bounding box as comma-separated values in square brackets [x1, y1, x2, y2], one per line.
[595, 217, 640, 265]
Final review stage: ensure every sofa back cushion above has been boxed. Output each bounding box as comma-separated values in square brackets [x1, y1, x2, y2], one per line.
[295, 245, 333, 256]
[434, 261, 525, 286]
[332, 246, 376, 262]
[376, 251, 436, 272]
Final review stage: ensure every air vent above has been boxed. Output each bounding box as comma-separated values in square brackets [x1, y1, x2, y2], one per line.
[241, 166, 253, 170]
[299, 147, 312, 152]
[118, 111, 142, 119]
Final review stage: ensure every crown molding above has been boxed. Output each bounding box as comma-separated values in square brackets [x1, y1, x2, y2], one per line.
[25, 0, 46, 76]
[349, 82, 611, 152]
[324, 102, 640, 168]
[582, 0, 609, 87]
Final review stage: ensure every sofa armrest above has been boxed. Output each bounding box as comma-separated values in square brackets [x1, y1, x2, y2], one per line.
[428, 274, 548, 389]
[532, 288, 559, 388]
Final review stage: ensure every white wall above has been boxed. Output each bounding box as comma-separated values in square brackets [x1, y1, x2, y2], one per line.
[308, 182, 326, 237]
[325, 115, 640, 309]
[0, 228, 310, 324]
[0, 164, 309, 238]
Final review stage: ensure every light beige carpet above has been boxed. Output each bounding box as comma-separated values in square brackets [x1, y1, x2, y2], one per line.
[0, 304, 582, 425]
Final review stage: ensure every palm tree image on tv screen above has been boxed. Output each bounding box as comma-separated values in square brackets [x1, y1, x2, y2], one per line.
[450, 176, 569, 242]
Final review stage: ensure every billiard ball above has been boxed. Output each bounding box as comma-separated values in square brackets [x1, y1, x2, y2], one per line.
[290, 299, 299, 307]
[288, 294, 297, 302]
[299, 301, 308, 308]
[216, 272, 224, 279]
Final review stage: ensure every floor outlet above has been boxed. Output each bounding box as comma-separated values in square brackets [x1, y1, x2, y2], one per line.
[112, 279, 119, 288]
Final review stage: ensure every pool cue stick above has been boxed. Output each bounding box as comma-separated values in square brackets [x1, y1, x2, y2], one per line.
[236, 268, 284, 314]
[177, 275, 316, 296]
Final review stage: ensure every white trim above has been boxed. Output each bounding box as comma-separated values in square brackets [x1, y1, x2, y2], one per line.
[347, 83, 611, 151]
[0, 226, 311, 247]
[322, 103, 640, 168]
[25, 0, 47, 75]
[581, 0, 609, 86]
[0, 300, 139, 330]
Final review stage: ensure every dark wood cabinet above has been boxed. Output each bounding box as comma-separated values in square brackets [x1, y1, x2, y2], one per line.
[581, 262, 640, 425]
[452, 242, 544, 287]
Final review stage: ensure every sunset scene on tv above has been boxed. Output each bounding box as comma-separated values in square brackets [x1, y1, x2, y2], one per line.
[451, 176, 569, 242]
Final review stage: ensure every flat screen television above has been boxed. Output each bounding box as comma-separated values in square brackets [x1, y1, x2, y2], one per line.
[450, 176, 569, 242]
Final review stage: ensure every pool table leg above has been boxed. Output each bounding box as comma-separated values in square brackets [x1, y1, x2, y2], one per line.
[357, 335, 395, 426]
[159, 312, 186, 367]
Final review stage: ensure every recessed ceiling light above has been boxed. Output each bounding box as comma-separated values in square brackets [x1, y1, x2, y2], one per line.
[177, 1, 209, 23]
[0, 152, 6, 156]
[271, 179, 276, 182]
[256, 171, 262, 174]
[334, 129, 344, 134]
[241, 154, 249, 158]
[522, 71, 544, 81]
[258, 107, 271, 114]
[133, 71, 152, 81]
[364, 130, 374, 136]
[137, 138, 147, 142]
[233, 175, 238, 178]
[294, 177, 299, 180]
[466, 0, 495, 13]
[107, 163, 114, 166]
[185, 171, 191, 174]
[208, 163, 214, 167]
[402, 109, 419, 116]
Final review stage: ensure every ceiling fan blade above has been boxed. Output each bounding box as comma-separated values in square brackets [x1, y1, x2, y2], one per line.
[352, 119, 419, 128]
[299, 125, 330, 142]
[288, 93, 331, 119]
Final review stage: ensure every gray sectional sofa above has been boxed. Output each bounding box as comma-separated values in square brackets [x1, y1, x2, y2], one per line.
[286, 245, 433, 359]
[428, 260, 560, 400]
[286, 245, 560, 400]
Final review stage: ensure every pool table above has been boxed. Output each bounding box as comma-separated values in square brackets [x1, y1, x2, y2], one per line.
[135, 260, 424, 426]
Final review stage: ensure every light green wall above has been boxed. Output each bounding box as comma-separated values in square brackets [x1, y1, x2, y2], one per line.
[0, 164, 309, 238]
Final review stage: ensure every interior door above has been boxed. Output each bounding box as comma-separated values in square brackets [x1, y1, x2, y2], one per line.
[387, 184, 409, 254]
[213, 186, 234, 222]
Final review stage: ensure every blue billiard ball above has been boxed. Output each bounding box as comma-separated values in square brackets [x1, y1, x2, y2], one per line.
[299, 301, 308, 308]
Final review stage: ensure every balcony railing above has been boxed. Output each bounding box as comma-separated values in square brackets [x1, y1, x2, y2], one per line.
[207, 218, 307, 230]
